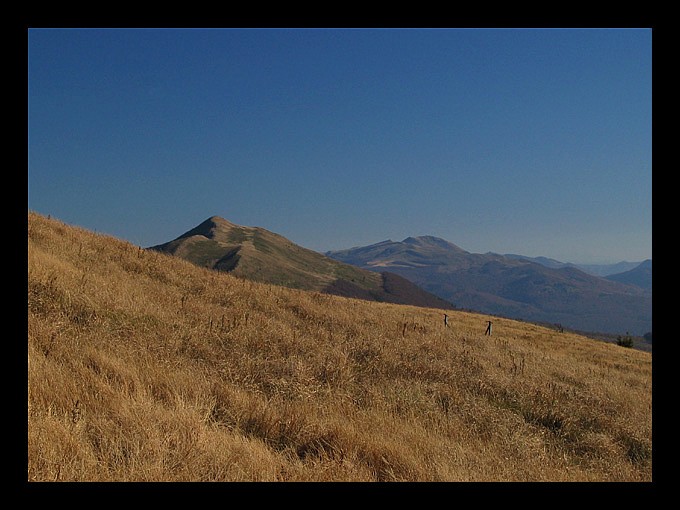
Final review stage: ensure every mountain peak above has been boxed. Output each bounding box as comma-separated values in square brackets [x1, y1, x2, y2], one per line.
[401, 235, 465, 252]
[402, 235, 443, 244]
[149, 216, 454, 310]
[172, 215, 240, 243]
[206, 216, 237, 228]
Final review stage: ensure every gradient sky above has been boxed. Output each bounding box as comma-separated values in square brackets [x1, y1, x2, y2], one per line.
[28, 28, 652, 264]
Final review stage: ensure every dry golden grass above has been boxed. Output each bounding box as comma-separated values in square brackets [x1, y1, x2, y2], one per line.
[27, 211, 652, 481]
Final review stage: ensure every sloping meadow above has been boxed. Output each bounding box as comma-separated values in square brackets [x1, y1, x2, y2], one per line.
[27, 212, 652, 481]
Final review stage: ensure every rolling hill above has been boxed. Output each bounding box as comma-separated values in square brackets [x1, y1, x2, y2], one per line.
[148, 216, 453, 310]
[27, 212, 652, 481]
[327, 236, 652, 336]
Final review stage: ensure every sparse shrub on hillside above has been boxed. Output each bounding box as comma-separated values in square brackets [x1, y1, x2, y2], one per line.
[617, 332, 634, 348]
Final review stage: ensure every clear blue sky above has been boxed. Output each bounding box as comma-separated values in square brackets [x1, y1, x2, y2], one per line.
[28, 28, 652, 264]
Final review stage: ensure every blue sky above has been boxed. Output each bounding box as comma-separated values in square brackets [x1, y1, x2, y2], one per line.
[28, 28, 652, 264]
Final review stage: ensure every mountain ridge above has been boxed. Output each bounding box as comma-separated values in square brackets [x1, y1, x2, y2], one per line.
[326, 236, 652, 336]
[149, 217, 454, 310]
[503, 253, 648, 278]
[605, 259, 652, 290]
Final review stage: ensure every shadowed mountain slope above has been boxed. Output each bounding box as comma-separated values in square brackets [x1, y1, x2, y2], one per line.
[149, 217, 453, 310]
[327, 236, 652, 336]
[605, 259, 652, 290]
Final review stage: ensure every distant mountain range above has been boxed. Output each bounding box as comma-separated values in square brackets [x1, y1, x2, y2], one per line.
[502, 254, 649, 280]
[148, 217, 453, 310]
[326, 236, 652, 336]
[603, 259, 652, 290]
[497, 254, 652, 291]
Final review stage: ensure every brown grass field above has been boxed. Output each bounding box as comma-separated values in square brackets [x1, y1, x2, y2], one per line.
[27, 212, 652, 482]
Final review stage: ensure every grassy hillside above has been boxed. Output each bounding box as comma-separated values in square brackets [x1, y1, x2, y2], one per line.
[149, 216, 371, 291]
[149, 216, 453, 310]
[27, 212, 652, 481]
